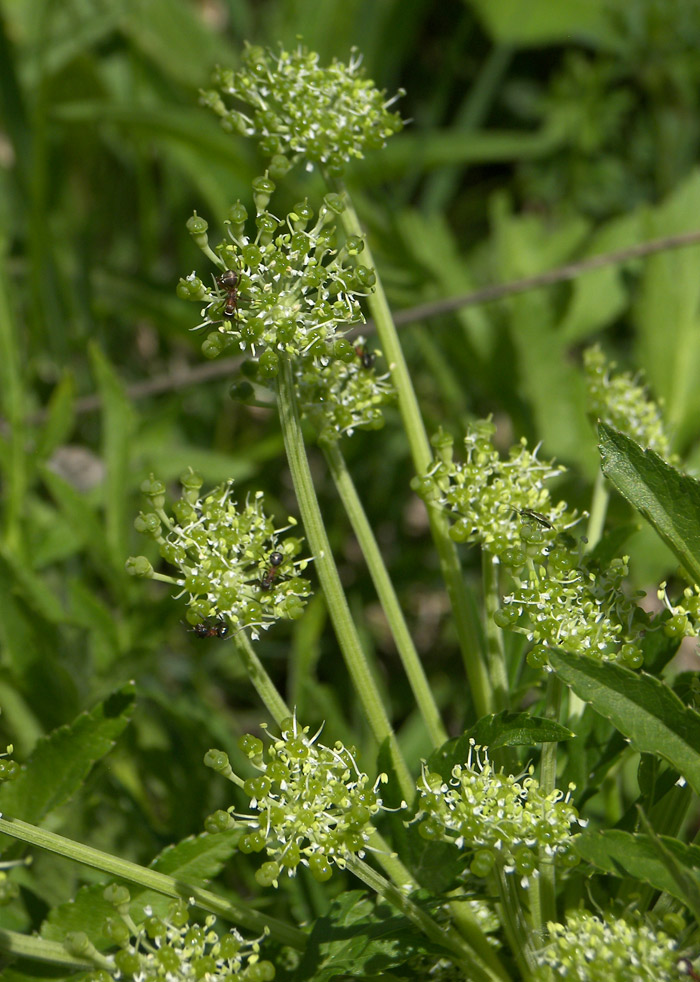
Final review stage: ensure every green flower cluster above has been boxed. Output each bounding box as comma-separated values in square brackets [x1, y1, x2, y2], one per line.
[126, 472, 310, 639]
[534, 909, 678, 982]
[584, 345, 672, 457]
[413, 420, 648, 666]
[414, 740, 581, 880]
[295, 337, 396, 444]
[83, 891, 274, 982]
[500, 549, 646, 668]
[411, 420, 572, 562]
[201, 43, 404, 175]
[206, 718, 387, 885]
[177, 179, 375, 370]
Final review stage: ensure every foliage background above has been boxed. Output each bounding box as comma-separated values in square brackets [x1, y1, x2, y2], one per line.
[2, 0, 700, 943]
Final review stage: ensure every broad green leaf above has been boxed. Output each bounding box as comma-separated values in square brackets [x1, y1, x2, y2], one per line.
[549, 650, 700, 797]
[598, 423, 700, 583]
[292, 891, 434, 982]
[0, 684, 135, 827]
[575, 829, 700, 911]
[429, 713, 575, 781]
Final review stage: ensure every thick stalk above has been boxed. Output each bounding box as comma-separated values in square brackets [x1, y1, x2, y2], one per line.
[0, 816, 304, 949]
[276, 356, 414, 803]
[324, 439, 447, 747]
[495, 868, 535, 979]
[233, 630, 291, 725]
[329, 182, 492, 718]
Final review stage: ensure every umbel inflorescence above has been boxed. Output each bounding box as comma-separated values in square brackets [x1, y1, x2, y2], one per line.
[177, 178, 376, 371]
[413, 740, 582, 880]
[126, 471, 310, 638]
[412, 420, 648, 667]
[80, 889, 275, 982]
[204, 717, 389, 886]
[201, 43, 404, 175]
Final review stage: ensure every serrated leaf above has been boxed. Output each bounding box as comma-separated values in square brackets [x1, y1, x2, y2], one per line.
[428, 713, 574, 781]
[575, 829, 700, 911]
[598, 423, 700, 582]
[291, 891, 434, 982]
[0, 684, 135, 828]
[549, 650, 700, 797]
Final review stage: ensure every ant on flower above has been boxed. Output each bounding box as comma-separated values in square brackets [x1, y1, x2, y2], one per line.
[354, 343, 375, 369]
[217, 269, 241, 321]
[260, 550, 284, 590]
[187, 616, 230, 639]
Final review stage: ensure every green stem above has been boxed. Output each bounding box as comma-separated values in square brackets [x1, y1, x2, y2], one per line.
[324, 439, 447, 747]
[482, 552, 509, 712]
[586, 470, 609, 551]
[233, 630, 291, 726]
[0, 242, 26, 556]
[0, 929, 96, 970]
[495, 868, 535, 979]
[535, 675, 563, 932]
[329, 181, 492, 719]
[347, 856, 504, 982]
[0, 816, 305, 950]
[276, 356, 414, 803]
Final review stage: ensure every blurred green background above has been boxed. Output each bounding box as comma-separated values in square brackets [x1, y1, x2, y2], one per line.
[3, 0, 700, 929]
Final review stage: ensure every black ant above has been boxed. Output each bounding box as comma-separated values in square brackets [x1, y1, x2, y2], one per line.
[260, 550, 284, 590]
[217, 269, 240, 321]
[188, 616, 229, 639]
[355, 344, 375, 369]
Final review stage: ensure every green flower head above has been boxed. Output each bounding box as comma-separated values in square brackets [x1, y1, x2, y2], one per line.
[295, 336, 396, 445]
[177, 180, 375, 371]
[202, 43, 404, 175]
[207, 717, 390, 887]
[414, 740, 583, 881]
[84, 891, 275, 982]
[127, 472, 311, 639]
[584, 345, 672, 458]
[535, 909, 678, 982]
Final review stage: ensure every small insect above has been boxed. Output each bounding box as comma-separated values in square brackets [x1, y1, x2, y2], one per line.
[260, 550, 284, 590]
[519, 509, 555, 530]
[189, 616, 229, 639]
[679, 958, 700, 982]
[217, 269, 240, 321]
[355, 344, 375, 369]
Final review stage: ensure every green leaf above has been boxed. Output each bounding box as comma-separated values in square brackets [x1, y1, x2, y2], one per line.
[0, 683, 135, 827]
[34, 373, 76, 460]
[292, 891, 434, 982]
[575, 829, 700, 912]
[39, 465, 120, 589]
[465, 0, 616, 46]
[89, 343, 136, 565]
[429, 713, 574, 781]
[549, 650, 700, 797]
[598, 422, 700, 583]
